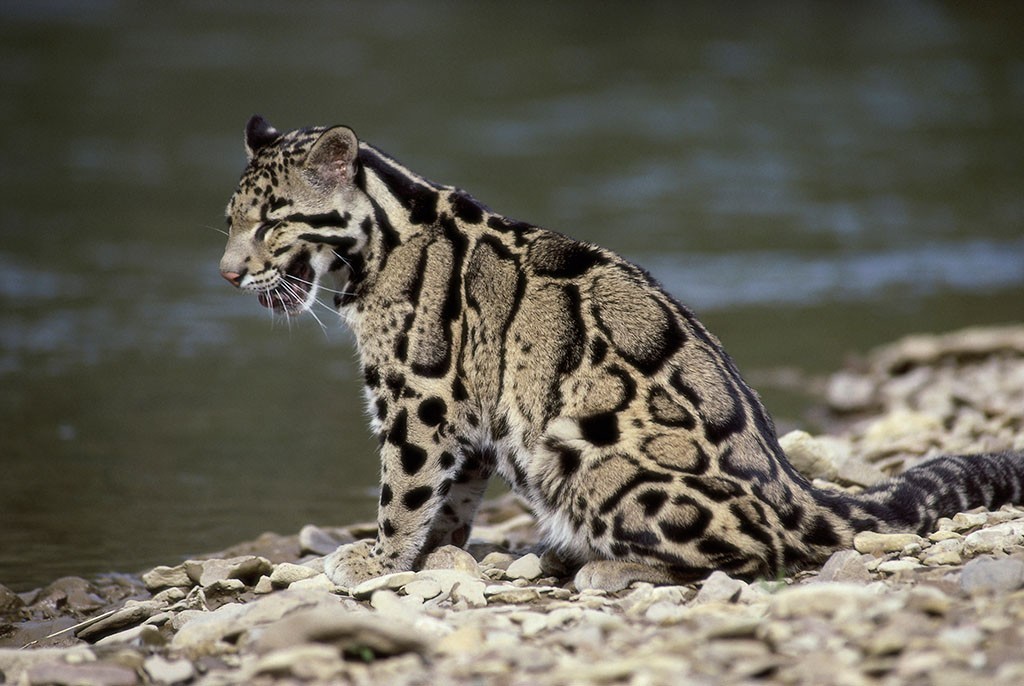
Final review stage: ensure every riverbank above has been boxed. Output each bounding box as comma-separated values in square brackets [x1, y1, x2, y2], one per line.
[3, 325, 1023, 685]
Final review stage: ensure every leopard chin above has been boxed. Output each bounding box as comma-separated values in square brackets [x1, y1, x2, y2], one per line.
[256, 251, 316, 313]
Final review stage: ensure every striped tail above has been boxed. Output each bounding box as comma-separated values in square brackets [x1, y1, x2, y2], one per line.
[848, 450, 1024, 535]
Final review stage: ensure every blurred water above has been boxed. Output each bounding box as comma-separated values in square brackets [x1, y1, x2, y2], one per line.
[1, 1, 1022, 590]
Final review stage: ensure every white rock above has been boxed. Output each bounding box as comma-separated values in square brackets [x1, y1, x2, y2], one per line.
[693, 571, 748, 605]
[770, 583, 882, 619]
[877, 558, 923, 574]
[403, 579, 443, 600]
[142, 565, 193, 591]
[143, 655, 195, 684]
[350, 571, 417, 599]
[183, 556, 272, 588]
[270, 562, 320, 588]
[854, 531, 928, 555]
[505, 553, 543, 581]
[483, 585, 539, 604]
[962, 521, 1024, 555]
[450, 579, 487, 608]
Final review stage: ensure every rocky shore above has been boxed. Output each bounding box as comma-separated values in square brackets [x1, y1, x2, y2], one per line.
[3, 325, 1024, 686]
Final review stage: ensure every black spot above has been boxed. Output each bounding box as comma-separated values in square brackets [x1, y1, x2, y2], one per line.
[387, 409, 408, 445]
[697, 536, 742, 558]
[363, 365, 381, 388]
[556, 444, 581, 476]
[610, 542, 629, 557]
[450, 190, 485, 224]
[297, 233, 357, 253]
[452, 376, 469, 401]
[394, 333, 408, 361]
[439, 451, 456, 470]
[379, 484, 393, 507]
[612, 514, 660, 547]
[578, 412, 619, 446]
[589, 338, 608, 365]
[804, 515, 841, 547]
[487, 215, 533, 234]
[530, 233, 607, 278]
[637, 490, 669, 517]
[381, 519, 396, 537]
[402, 486, 434, 511]
[287, 210, 350, 229]
[375, 398, 388, 420]
[591, 518, 608, 537]
[359, 148, 439, 225]
[778, 503, 805, 530]
[400, 444, 428, 475]
[417, 397, 447, 426]
[599, 468, 673, 515]
[438, 479, 452, 498]
[658, 497, 713, 543]
[385, 372, 405, 399]
[683, 476, 743, 502]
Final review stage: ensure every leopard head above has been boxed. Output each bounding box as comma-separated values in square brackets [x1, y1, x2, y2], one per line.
[219, 115, 373, 314]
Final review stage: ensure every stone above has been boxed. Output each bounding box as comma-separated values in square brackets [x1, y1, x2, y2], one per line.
[298, 524, 354, 556]
[962, 521, 1024, 556]
[26, 660, 138, 686]
[450, 579, 488, 608]
[421, 545, 482, 575]
[770, 583, 882, 619]
[269, 562, 320, 588]
[350, 571, 416, 599]
[949, 511, 990, 532]
[959, 557, 1024, 595]
[817, 550, 871, 583]
[76, 600, 165, 643]
[483, 585, 539, 604]
[288, 574, 339, 592]
[877, 558, 923, 574]
[693, 571, 748, 604]
[143, 655, 195, 684]
[183, 556, 272, 588]
[403, 579, 443, 600]
[253, 644, 344, 681]
[505, 553, 543, 581]
[779, 430, 840, 481]
[250, 606, 430, 657]
[0, 583, 24, 616]
[34, 577, 106, 617]
[479, 551, 515, 571]
[853, 531, 928, 555]
[142, 565, 193, 592]
[253, 576, 274, 594]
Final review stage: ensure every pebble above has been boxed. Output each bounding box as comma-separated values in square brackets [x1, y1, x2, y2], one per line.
[25, 660, 139, 686]
[183, 556, 272, 588]
[962, 521, 1024, 555]
[269, 562, 320, 588]
[817, 549, 872, 583]
[141, 565, 192, 592]
[877, 558, 924, 574]
[350, 571, 417, 599]
[143, 654, 195, 684]
[692, 571, 747, 604]
[298, 524, 353, 556]
[959, 557, 1024, 595]
[484, 586, 540, 604]
[76, 600, 166, 642]
[403, 579, 443, 600]
[853, 531, 927, 555]
[505, 553, 543, 581]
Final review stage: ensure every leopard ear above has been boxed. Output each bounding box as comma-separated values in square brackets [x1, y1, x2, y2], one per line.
[305, 126, 359, 188]
[245, 115, 280, 160]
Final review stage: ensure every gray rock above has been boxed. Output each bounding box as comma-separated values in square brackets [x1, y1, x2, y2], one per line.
[693, 571, 748, 605]
[143, 655, 195, 685]
[76, 600, 165, 642]
[505, 553, 543, 581]
[817, 550, 872, 583]
[959, 557, 1024, 595]
[250, 606, 430, 657]
[142, 565, 193, 592]
[26, 660, 138, 686]
[961, 521, 1024, 556]
[0, 582, 24, 615]
[183, 556, 272, 588]
[298, 524, 354, 556]
[450, 578, 488, 608]
[252, 644, 345, 681]
[771, 583, 882, 619]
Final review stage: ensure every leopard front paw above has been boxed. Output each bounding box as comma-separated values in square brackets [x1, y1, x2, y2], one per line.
[323, 539, 393, 588]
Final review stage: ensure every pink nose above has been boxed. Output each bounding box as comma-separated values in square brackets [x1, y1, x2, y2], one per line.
[221, 271, 242, 287]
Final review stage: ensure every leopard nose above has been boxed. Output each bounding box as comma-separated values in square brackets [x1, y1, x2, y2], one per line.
[220, 270, 243, 287]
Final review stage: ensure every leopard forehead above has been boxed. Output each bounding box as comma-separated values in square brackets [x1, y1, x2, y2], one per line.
[227, 126, 332, 226]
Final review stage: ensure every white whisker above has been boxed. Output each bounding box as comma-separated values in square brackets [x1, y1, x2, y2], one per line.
[285, 273, 356, 298]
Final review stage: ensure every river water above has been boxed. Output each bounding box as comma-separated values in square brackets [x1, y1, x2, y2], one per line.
[1, 2, 1022, 590]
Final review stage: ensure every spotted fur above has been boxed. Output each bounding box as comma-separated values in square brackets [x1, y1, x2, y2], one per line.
[219, 116, 1024, 587]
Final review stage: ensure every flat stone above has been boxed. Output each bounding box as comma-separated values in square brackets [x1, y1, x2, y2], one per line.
[817, 550, 871, 583]
[853, 532, 927, 555]
[183, 556, 272, 588]
[76, 600, 165, 642]
[141, 565, 193, 592]
[269, 562, 320, 588]
[251, 606, 430, 657]
[877, 558, 923, 574]
[403, 579, 443, 600]
[505, 553, 543, 581]
[962, 521, 1024, 555]
[299, 524, 354, 556]
[479, 551, 515, 571]
[26, 660, 138, 686]
[450, 579, 487, 608]
[350, 571, 416, 599]
[483, 585, 539, 604]
[143, 655, 195, 684]
[253, 644, 344, 681]
[421, 545, 482, 575]
[693, 571, 748, 604]
[960, 557, 1024, 595]
[771, 583, 882, 619]
[288, 575, 339, 592]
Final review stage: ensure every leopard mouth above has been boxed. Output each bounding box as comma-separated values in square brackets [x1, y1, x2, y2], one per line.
[257, 252, 315, 313]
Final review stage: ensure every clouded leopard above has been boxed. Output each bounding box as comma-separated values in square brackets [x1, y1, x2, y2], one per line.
[219, 115, 1024, 590]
